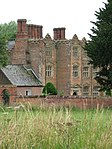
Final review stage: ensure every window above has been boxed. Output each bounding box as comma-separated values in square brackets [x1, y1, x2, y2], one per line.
[73, 47, 78, 58]
[93, 68, 98, 78]
[83, 86, 89, 96]
[46, 49, 52, 57]
[73, 65, 78, 77]
[25, 90, 32, 96]
[93, 86, 99, 97]
[83, 51, 87, 58]
[83, 67, 89, 78]
[46, 65, 52, 77]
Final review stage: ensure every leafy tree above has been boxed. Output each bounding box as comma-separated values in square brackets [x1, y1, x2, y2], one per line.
[42, 82, 58, 95]
[0, 21, 17, 67]
[84, 0, 112, 95]
[0, 35, 8, 67]
[1, 89, 10, 106]
[0, 21, 17, 41]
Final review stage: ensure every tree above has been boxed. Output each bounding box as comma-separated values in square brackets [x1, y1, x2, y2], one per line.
[42, 82, 58, 95]
[1, 89, 10, 106]
[84, 0, 112, 95]
[0, 35, 8, 67]
[0, 21, 17, 67]
[0, 21, 17, 41]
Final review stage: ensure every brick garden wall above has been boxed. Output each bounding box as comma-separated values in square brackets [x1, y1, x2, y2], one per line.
[13, 96, 112, 109]
[0, 86, 112, 109]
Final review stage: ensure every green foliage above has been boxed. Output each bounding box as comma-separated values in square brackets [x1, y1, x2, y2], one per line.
[0, 21, 17, 67]
[1, 89, 10, 106]
[0, 21, 17, 41]
[0, 35, 8, 67]
[42, 82, 58, 95]
[84, 0, 112, 95]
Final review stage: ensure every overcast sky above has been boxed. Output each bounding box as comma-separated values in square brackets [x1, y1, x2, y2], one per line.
[0, 0, 107, 39]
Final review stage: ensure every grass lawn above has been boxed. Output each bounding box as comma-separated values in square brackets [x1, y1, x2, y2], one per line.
[0, 104, 112, 149]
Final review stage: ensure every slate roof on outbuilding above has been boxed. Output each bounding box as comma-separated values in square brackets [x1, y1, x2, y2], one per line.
[1, 65, 42, 86]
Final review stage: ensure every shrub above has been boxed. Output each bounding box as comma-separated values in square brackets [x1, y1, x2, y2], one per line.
[42, 82, 58, 95]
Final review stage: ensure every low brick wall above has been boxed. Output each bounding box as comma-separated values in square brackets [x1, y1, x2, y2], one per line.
[12, 96, 112, 109]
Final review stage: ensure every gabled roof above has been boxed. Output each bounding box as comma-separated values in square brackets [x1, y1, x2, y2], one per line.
[1, 65, 42, 86]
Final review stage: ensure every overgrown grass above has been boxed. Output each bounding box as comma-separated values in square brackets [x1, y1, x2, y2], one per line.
[0, 104, 112, 149]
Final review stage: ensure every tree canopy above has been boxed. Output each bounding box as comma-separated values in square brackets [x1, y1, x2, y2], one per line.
[0, 21, 17, 67]
[84, 0, 112, 95]
[0, 35, 8, 67]
[0, 21, 17, 41]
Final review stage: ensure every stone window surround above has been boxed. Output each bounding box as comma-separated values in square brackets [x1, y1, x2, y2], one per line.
[25, 89, 32, 96]
[46, 64, 53, 77]
[82, 86, 89, 96]
[92, 67, 99, 78]
[83, 66, 89, 78]
[46, 48, 52, 57]
[93, 86, 99, 96]
[73, 46, 79, 58]
[72, 65, 79, 78]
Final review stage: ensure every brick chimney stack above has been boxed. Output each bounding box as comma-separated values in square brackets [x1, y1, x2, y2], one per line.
[27, 24, 43, 39]
[31, 25, 35, 39]
[27, 24, 32, 38]
[17, 19, 28, 38]
[37, 25, 43, 38]
[53, 28, 66, 40]
[60, 28, 65, 40]
[34, 25, 38, 39]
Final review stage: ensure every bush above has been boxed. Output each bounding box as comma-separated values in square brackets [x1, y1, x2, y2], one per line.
[42, 82, 58, 95]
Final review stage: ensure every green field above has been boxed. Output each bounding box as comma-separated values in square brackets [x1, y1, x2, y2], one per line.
[0, 104, 112, 149]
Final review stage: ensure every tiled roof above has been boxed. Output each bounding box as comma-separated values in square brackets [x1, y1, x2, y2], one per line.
[1, 65, 42, 86]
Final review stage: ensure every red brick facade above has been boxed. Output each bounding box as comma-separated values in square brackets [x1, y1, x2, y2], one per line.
[0, 85, 43, 103]
[10, 19, 101, 96]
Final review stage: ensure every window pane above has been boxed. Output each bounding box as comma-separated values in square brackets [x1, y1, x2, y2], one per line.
[83, 86, 89, 96]
[73, 47, 78, 58]
[25, 90, 32, 96]
[46, 65, 52, 77]
[93, 86, 99, 96]
[73, 65, 78, 77]
[93, 68, 98, 78]
[83, 67, 89, 78]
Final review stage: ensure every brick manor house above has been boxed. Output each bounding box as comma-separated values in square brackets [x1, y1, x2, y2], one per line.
[9, 19, 100, 96]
